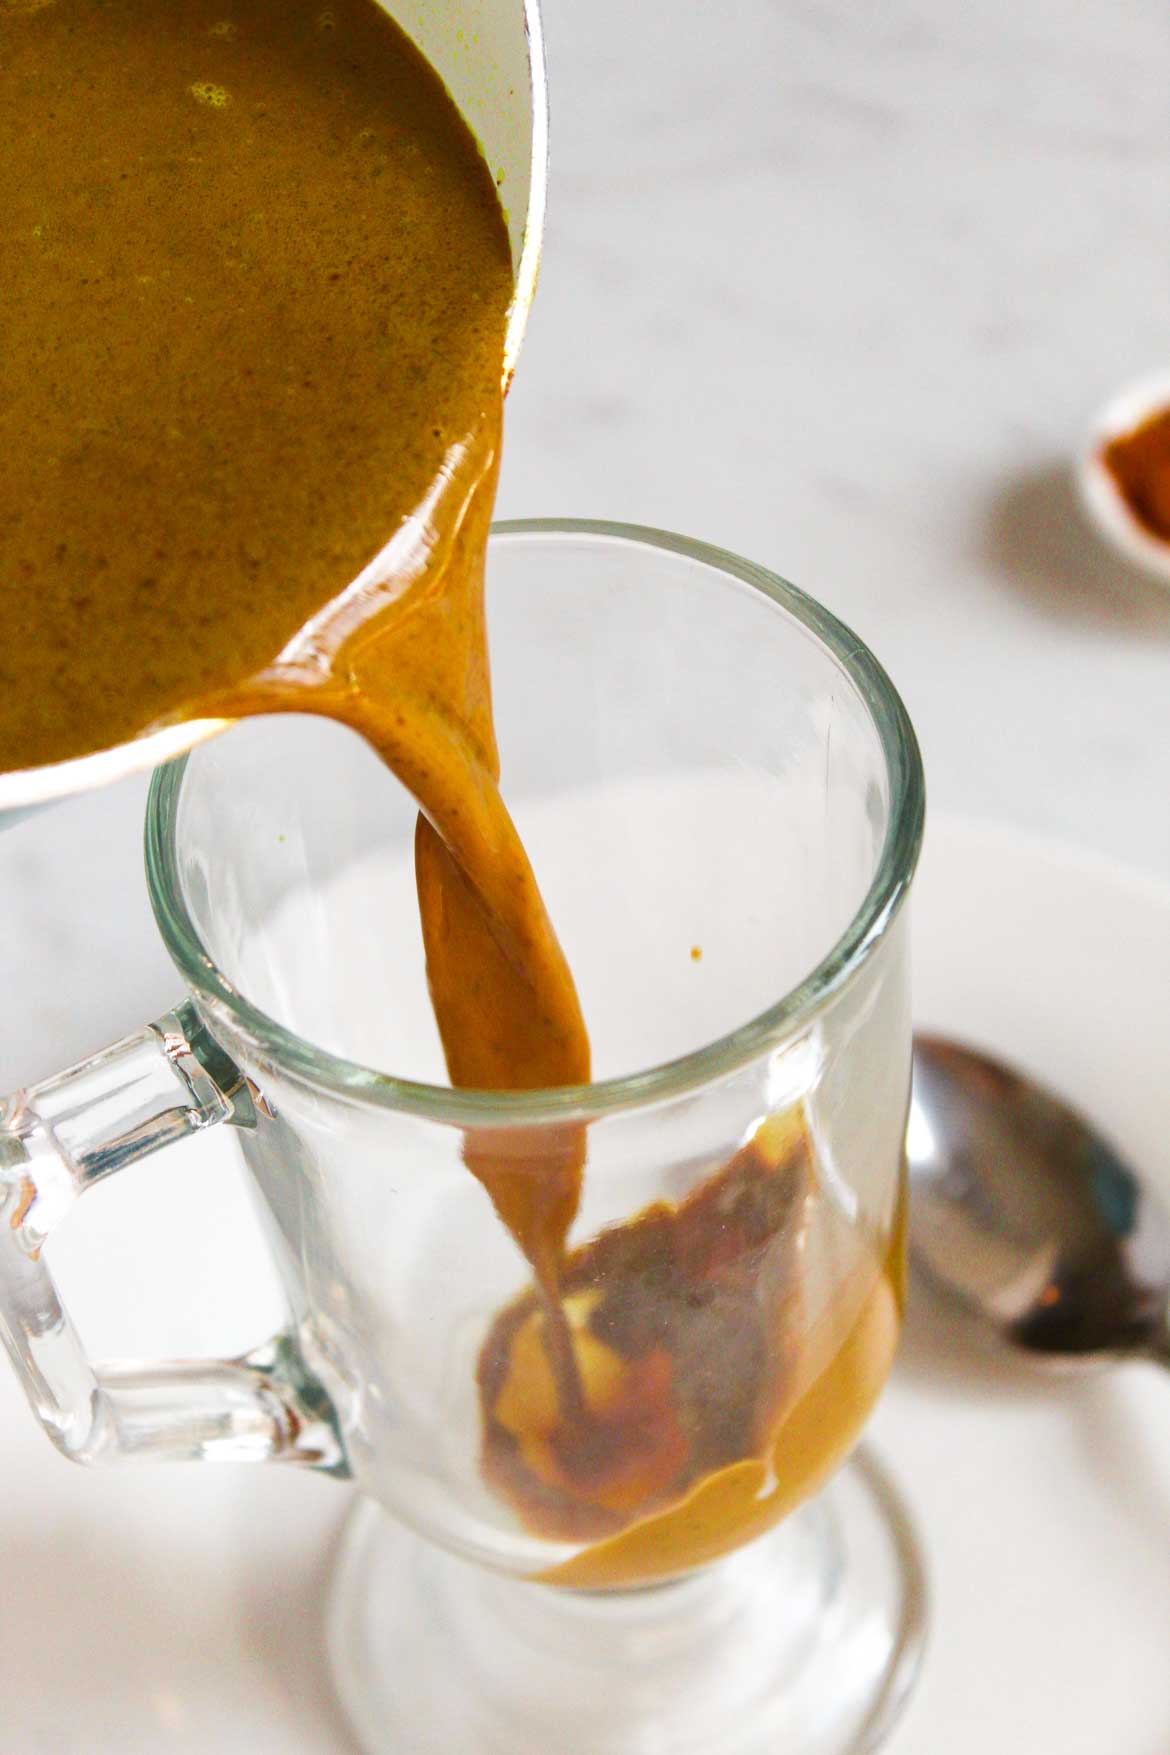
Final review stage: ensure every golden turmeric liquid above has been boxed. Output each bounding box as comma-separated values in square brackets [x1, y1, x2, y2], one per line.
[539, 1222, 902, 1587]
[481, 1114, 905, 1588]
[1, 0, 899, 1586]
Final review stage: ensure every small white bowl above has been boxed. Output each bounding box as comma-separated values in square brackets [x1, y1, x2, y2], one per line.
[1078, 371, 1170, 587]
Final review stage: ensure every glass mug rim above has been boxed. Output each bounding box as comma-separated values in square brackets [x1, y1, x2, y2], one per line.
[144, 518, 925, 1125]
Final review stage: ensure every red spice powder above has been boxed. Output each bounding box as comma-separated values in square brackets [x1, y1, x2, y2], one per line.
[1101, 407, 1170, 543]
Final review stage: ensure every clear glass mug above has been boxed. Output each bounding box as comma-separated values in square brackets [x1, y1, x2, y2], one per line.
[0, 524, 925, 1755]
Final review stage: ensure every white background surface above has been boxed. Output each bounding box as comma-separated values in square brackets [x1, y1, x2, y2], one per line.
[3, 0, 1170, 1744]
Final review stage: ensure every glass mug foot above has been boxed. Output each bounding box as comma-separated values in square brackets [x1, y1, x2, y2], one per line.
[326, 1443, 927, 1755]
[0, 527, 926, 1749]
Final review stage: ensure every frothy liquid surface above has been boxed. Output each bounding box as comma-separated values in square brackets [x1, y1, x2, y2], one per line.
[1, 0, 512, 767]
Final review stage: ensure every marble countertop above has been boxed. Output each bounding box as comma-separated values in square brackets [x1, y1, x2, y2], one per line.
[1, 0, 1168, 1745]
[505, 0, 1170, 874]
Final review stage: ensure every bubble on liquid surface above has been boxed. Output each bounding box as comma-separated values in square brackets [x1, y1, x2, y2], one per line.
[190, 81, 230, 108]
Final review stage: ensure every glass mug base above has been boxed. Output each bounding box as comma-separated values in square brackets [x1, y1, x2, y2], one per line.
[326, 1444, 927, 1755]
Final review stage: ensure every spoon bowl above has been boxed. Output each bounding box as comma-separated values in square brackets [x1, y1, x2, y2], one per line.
[0, 0, 547, 827]
[908, 1035, 1170, 1368]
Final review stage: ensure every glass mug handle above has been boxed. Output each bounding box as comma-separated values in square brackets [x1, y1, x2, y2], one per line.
[0, 999, 345, 1472]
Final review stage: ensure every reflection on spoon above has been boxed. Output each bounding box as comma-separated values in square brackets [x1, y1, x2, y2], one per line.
[908, 1035, 1170, 1369]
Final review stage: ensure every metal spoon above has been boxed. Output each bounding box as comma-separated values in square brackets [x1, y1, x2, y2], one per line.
[908, 1035, 1170, 1368]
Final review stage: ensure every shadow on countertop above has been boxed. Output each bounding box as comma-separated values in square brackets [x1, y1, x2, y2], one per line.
[898, 1266, 1170, 1578]
[982, 462, 1170, 636]
[894, 1272, 1081, 1406]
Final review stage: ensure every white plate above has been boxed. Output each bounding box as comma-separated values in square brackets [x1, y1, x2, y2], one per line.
[882, 818, 1170, 1755]
[2, 815, 1169, 1751]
